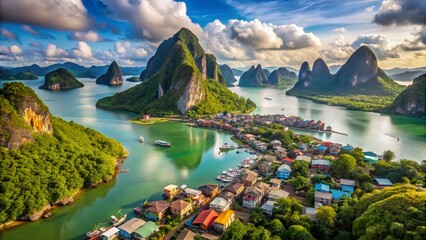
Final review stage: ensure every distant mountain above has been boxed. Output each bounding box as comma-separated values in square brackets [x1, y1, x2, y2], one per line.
[219, 64, 238, 86]
[6, 62, 144, 78]
[0, 69, 38, 80]
[263, 69, 271, 78]
[288, 46, 403, 96]
[231, 68, 244, 76]
[96, 61, 123, 86]
[384, 66, 426, 76]
[266, 67, 298, 88]
[390, 71, 425, 81]
[39, 68, 84, 91]
[96, 28, 255, 115]
[239, 65, 268, 87]
[386, 74, 425, 116]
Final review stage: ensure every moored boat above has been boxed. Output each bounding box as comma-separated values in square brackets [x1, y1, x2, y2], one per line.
[155, 140, 172, 147]
[139, 136, 144, 142]
[111, 213, 127, 227]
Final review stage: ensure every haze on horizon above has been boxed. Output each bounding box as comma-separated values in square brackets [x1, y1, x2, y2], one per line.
[0, 0, 425, 70]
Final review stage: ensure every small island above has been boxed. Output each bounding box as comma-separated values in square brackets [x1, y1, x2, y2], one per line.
[39, 68, 84, 91]
[0, 70, 38, 80]
[126, 76, 141, 82]
[96, 61, 123, 86]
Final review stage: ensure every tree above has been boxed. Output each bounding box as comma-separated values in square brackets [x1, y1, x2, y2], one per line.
[316, 206, 336, 227]
[291, 160, 309, 178]
[223, 221, 248, 240]
[286, 176, 310, 191]
[331, 154, 357, 178]
[383, 150, 395, 162]
[267, 219, 285, 237]
[285, 225, 315, 240]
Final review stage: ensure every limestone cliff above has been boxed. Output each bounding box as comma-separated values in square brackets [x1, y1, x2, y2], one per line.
[1, 82, 53, 149]
[97, 28, 254, 115]
[386, 74, 425, 116]
[96, 61, 123, 86]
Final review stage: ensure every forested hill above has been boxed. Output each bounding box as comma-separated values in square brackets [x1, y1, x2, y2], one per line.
[0, 82, 126, 223]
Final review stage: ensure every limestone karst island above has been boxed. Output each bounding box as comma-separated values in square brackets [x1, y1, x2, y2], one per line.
[0, 1, 425, 240]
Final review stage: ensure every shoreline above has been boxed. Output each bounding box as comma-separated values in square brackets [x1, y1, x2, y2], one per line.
[129, 116, 189, 125]
[0, 153, 128, 233]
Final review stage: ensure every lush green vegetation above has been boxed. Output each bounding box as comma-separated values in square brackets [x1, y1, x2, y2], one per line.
[0, 117, 125, 223]
[0, 70, 38, 80]
[40, 68, 84, 90]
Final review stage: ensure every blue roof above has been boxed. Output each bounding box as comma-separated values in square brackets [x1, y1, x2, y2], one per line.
[317, 145, 327, 151]
[363, 151, 378, 157]
[342, 145, 354, 151]
[312, 160, 330, 166]
[332, 190, 351, 200]
[374, 178, 393, 186]
[184, 216, 196, 228]
[342, 185, 354, 193]
[315, 183, 330, 192]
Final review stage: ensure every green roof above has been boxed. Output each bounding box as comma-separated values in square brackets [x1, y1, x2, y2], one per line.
[134, 221, 159, 238]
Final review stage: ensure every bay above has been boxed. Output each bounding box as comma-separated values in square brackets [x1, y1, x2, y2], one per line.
[0, 78, 425, 239]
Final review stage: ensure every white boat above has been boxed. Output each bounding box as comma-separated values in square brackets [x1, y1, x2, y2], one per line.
[216, 175, 222, 180]
[111, 213, 127, 227]
[228, 168, 233, 172]
[222, 170, 227, 174]
[220, 143, 235, 151]
[139, 136, 144, 142]
[155, 140, 171, 147]
[180, 184, 187, 189]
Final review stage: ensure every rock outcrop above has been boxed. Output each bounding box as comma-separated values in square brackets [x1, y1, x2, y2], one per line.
[1, 82, 53, 149]
[97, 28, 254, 115]
[387, 74, 425, 116]
[96, 61, 123, 85]
[239, 65, 268, 87]
[219, 64, 238, 86]
[39, 68, 84, 91]
[266, 67, 298, 88]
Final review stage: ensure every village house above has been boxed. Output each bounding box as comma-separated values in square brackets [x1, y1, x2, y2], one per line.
[258, 161, 271, 175]
[239, 169, 258, 186]
[176, 229, 196, 240]
[276, 164, 292, 180]
[218, 191, 235, 203]
[373, 177, 393, 188]
[364, 151, 379, 164]
[163, 184, 179, 199]
[340, 179, 356, 193]
[199, 184, 219, 198]
[243, 182, 270, 209]
[270, 140, 282, 148]
[133, 221, 159, 240]
[331, 190, 351, 202]
[315, 145, 328, 155]
[184, 188, 205, 205]
[311, 159, 330, 172]
[261, 200, 277, 216]
[295, 155, 312, 163]
[213, 210, 235, 233]
[267, 189, 289, 201]
[144, 201, 170, 221]
[170, 200, 193, 219]
[192, 210, 219, 231]
[314, 191, 332, 206]
[273, 146, 287, 158]
[223, 182, 245, 196]
[100, 227, 120, 240]
[269, 178, 281, 189]
[118, 218, 146, 239]
[302, 207, 317, 220]
[209, 197, 231, 213]
[329, 143, 342, 156]
[315, 183, 330, 193]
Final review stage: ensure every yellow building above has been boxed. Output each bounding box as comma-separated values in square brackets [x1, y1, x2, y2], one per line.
[163, 184, 179, 199]
[170, 200, 193, 219]
[213, 210, 235, 233]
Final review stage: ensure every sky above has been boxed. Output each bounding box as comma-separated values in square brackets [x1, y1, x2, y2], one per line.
[0, 0, 425, 69]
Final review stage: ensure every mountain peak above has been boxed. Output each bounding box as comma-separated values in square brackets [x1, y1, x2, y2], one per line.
[96, 61, 123, 86]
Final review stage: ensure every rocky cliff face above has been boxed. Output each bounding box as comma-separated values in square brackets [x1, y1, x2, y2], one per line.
[96, 61, 123, 85]
[387, 74, 425, 116]
[266, 67, 298, 88]
[39, 68, 84, 91]
[312, 58, 332, 82]
[1, 82, 53, 149]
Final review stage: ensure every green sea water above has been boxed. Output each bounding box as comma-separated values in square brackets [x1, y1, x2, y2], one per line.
[0, 78, 425, 239]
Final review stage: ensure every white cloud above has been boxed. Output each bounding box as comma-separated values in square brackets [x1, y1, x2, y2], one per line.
[274, 24, 321, 49]
[321, 36, 355, 61]
[374, 0, 426, 26]
[333, 27, 347, 33]
[135, 48, 148, 58]
[112, 41, 149, 59]
[100, 0, 202, 42]
[114, 41, 131, 54]
[351, 34, 399, 59]
[228, 19, 283, 49]
[0, 45, 11, 55]
[10, 45, 22, 55]
[45, 44, 68, 57]
[70, 31, 104, 42]
[0, 27, 19, 42]
[0, 0, 92, 30]
[365, 6, 375, 13]
[73, 41, 92, 58]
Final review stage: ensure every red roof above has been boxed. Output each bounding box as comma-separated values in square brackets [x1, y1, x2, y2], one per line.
[282, 157, 293, 162]
[192, 210, 219, 228]
[321, 141, 334, 147]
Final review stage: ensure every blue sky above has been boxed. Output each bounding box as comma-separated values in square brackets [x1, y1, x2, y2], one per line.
[0, 0, 425, 69]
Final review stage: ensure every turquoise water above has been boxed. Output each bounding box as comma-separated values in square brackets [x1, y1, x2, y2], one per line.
[0, 79, 425, 239]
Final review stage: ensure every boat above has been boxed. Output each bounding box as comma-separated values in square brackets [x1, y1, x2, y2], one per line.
[119, 168, 129, 173]
[216, 175, 222, 180]
[281, 107, 286, 111]
[236, 150, 241, 154]
[111, 212, 127, 227]
[219, 143, 235, 151]
[264, 97, 272, 100]
[155, 140, 172, 147]
[139, 136, 144, 143]
[222, 170, 227, 174]
[133, 207, 143, 215]
[180, 184, 187, 189]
